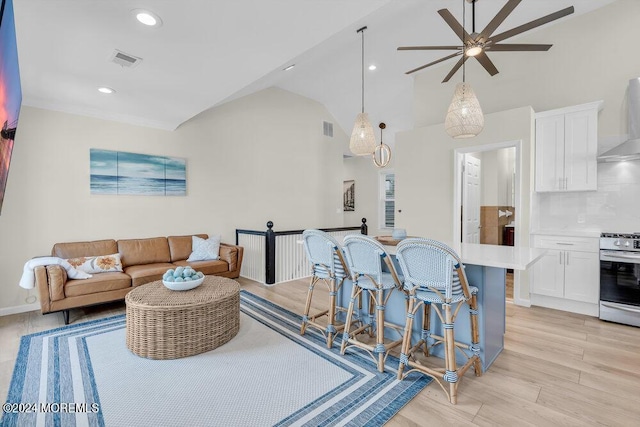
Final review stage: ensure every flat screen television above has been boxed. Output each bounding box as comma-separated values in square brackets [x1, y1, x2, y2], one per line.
[0, 0, 21, 215]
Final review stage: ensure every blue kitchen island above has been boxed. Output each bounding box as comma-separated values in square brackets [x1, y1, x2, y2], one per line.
[337, 241, 546, 371]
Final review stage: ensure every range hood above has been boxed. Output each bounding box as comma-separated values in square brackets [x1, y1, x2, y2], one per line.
[598, 77, 640, 162]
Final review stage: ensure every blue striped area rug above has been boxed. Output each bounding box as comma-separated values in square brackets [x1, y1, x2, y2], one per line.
[2, 291, 430, 426]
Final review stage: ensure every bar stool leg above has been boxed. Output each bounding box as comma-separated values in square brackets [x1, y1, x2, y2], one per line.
[375, 288, 385, 373]
[398, 293, 417, 380]
[422, 302, 431, 357]
[326, 277, 337, 348]
[468, 292, 482, 376]
[340, 281, 360, 355]
[443, 301, 458, 404]
[300, 275, 317, 335]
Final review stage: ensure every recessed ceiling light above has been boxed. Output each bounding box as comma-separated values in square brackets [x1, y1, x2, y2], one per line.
[98, 87, 115, 94]
[133, 9, 162, 27]
[283, 64, 295, 71]
[368, 64, 377, 71]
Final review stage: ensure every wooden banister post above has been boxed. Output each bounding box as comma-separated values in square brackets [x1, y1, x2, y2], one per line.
[265, 221, 275, 284]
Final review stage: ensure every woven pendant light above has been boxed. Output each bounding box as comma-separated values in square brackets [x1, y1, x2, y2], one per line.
[349, 26, 377, 155]
[445, 82, 484, 138]
[445, 0, 484, 139]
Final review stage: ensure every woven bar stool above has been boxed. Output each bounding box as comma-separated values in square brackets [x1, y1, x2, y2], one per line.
[301, 229, 353, 348]
[395, 238, 482, 405]
[340, 234, 405, 373]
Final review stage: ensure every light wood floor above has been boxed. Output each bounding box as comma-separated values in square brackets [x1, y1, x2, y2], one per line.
[2, 277, 640, 426]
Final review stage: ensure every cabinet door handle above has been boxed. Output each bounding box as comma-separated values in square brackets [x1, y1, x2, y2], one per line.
[556, 243, 574, 246]
[565, 177, 568, 190]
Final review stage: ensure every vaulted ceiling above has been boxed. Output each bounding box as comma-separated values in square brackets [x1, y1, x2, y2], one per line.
[14, 0, 615, 145]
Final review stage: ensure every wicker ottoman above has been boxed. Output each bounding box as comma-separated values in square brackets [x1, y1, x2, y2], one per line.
[125, 276, 240, 360]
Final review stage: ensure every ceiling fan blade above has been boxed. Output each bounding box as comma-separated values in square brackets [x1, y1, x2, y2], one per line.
[398, 46, 462, 51]
[474, 51, 499, 76]
[490, 6, 574, 44]
[479, 0, 522, 42]
[438, 9, 472, 43]
[405, 52, 462, 75]
[487, 43, 552, 51]
[442, 55, 468, 83]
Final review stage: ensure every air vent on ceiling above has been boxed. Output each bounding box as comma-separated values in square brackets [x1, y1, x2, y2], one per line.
[323, 121, 334, 138]
[110, 49, 142, 68]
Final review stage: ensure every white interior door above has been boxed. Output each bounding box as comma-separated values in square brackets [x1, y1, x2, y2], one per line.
[462, 154, 481, 243]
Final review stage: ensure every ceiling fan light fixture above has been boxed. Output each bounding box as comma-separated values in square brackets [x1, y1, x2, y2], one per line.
[465, 44, 483, 57]
[445, 82, 484, 138]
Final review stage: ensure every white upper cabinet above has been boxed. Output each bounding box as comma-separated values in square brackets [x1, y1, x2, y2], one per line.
[535, 101, 602, 192]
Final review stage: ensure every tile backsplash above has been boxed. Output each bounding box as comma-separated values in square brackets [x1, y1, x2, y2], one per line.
[535, 160, 640, 232]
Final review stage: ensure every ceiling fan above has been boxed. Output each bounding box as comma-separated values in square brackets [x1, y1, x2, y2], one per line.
[398, 0, 574, 82]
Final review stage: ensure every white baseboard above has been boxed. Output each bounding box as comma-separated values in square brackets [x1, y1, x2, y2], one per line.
[530, 294, 599, 316]
[512, 296, 531, 307]
[0, 302, 40, 317]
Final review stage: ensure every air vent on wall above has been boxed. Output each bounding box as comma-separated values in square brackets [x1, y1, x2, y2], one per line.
[323, 121, 334, 137]
[110, 49, 142, 68]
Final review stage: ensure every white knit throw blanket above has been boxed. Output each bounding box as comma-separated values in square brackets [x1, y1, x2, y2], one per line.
[19, 257, 92, 290]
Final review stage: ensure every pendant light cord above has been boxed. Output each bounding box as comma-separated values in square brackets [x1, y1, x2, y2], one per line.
[360, 27, 365, 113]
[462, 0, 466, 83]
[472, 0, 476, 34]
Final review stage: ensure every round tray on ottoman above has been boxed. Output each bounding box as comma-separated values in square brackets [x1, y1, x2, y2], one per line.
[125, 276, 240, 360]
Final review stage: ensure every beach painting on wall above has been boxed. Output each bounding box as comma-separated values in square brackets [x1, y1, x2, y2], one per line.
[90, 149, 186, 196]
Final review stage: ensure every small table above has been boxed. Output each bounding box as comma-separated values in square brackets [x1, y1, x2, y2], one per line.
[125, 276, 240, 360]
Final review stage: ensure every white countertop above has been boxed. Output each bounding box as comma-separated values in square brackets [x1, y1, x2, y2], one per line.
[381, 242, 546, 271]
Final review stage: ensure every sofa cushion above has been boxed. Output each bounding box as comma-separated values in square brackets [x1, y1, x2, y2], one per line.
[46, 265, 67, 302]
[172, 259, 228, 275]
[64, 272, 131, 298]
[124, 263, 175, 287]
[219, 244, 238, 272]
[118, 237, 171, 268]
[167, 234, 208, 262]
[187, 235, 221, 262]
[52, 239, 118, 259]
[66, 253, 123, 274]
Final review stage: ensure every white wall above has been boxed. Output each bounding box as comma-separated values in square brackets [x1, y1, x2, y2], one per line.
[343, 156, 395, 235]
[479, 148, 515, 207]
[0, 87, 348, 311]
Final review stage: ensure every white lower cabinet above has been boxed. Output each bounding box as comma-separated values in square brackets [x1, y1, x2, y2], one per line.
[563, 250, 600, 303]
[531, 234, 600, 315]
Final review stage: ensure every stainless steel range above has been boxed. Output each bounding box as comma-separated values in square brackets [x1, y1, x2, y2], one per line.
[600, 232, 640, 327]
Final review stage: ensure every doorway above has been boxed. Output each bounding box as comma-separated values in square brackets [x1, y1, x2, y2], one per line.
[454, 140, 522, 301]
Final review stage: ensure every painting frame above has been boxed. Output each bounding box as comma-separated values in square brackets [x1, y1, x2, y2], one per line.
[90, 149, 186, 196]
[343, 180, 355, 212]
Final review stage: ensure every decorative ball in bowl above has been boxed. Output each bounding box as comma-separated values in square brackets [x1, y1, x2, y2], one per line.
[162, 267, 205, 291]
[392, 228, 407, 240]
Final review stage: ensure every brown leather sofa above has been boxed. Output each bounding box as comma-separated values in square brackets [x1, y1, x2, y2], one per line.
[34, 234, 243, 324]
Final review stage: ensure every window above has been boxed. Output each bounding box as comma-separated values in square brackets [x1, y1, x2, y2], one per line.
[380, 172, 395, 228]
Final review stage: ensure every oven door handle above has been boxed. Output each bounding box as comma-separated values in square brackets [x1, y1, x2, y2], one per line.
[600, 251, 640, 263]
[601, 302, 640, 314]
